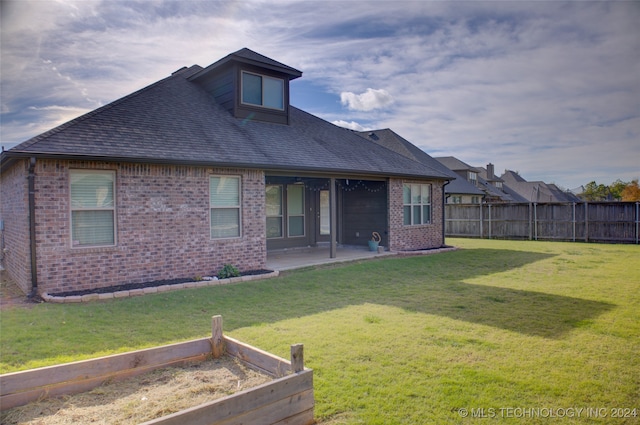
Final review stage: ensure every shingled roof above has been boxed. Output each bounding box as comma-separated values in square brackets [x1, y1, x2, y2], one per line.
[2, 52, 450, 181]
[357, 129, 457, 179]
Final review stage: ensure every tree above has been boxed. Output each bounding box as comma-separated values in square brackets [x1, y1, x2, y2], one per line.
[621, 179, 640, 201]
[580, 181, 609, 201]
[609, 179, 627, 201]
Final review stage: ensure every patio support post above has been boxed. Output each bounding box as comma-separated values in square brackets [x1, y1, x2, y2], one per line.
[330, 177, 337, 258]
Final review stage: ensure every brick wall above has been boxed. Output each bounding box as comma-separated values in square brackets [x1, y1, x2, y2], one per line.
[32, 160, 266, 295]
[388, 178, 445, 251]
[0, 159, 32, 294]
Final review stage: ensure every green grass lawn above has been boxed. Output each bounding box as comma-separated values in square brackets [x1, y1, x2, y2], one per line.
[1, 238, 639, 424]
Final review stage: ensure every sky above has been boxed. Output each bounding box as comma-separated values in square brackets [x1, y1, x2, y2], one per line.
[1, 1, 638, 190]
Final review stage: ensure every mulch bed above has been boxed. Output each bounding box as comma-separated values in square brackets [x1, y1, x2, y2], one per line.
[49, 269, 273, 298]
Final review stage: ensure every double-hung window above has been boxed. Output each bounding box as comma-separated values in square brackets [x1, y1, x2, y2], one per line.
[241, 71, 284, 110]
[403, 183, 432, 225]
[70, 170, 116, 247]
[265, 184, 305, 239]
[287, 184, 305, 237]
[210, 176, 241, 239]
[266, 185, 283, 238]
[468, 171, 478, 185]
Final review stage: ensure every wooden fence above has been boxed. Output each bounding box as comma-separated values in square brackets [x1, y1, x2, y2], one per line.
[445, 202, 640, 244]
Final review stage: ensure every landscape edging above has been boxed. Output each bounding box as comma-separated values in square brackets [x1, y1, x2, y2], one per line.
[41, 271, 280, 304]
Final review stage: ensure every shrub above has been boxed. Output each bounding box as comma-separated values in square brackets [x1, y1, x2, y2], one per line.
[217, 264, 240, 279]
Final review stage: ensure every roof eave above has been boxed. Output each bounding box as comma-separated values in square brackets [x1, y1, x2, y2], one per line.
[1, 150, 451, 181]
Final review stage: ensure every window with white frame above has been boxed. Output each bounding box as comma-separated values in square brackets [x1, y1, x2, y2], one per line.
[403, 183, 431, 225]
[210, 176, 241, 239]
[241, 71, 284, 110]
[266, 185, 283, 238]
[70, 170, 116, 247]
[468, 171, 478, 185]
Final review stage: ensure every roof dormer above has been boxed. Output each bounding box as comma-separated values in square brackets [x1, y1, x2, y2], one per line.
[189, 48, 302, 125]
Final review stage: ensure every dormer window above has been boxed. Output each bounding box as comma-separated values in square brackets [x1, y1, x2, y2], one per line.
[189, 48, 302, 125]
[241, 71, 284, 110]
[468, 171, 478, 185]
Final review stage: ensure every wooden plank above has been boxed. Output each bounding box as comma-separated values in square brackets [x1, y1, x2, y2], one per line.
[0, 354, 208, 411]
[141, 369, 313, 425]
[270, 408, 316, 425]
[214, 389, 314, 425]
[290, 344, 304, 373]
[0, 338, 211, 398]
[270, 410, 315, 425]
[224, 336, 291, 377]
[211, 315, 224, 358]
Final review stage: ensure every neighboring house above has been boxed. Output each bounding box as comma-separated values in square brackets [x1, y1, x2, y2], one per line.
[0, 48, 452, 297]
[435, 157, 494, 203]
[473, 164, 524, 203]
[501, 170, 581, 203]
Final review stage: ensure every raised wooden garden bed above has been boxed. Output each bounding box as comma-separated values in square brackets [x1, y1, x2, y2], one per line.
[0, 316, 314, 425]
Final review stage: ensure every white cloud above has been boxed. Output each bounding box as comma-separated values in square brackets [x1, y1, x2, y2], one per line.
[1, 1, 637, 187]
[340, 88, 394, 112]
[332, 120, 368, 131]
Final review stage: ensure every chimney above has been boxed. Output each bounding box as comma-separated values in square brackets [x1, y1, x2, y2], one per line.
[487, 163, 494, 180]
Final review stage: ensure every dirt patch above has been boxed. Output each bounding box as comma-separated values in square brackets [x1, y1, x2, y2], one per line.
[0, 271, 37, 310]
[0, 356, 272, 424]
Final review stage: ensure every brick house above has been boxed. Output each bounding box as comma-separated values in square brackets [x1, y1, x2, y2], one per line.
[0, 48, 452, 297]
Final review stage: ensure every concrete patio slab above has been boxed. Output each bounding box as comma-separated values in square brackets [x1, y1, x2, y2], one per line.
[266, 245, 393, 271]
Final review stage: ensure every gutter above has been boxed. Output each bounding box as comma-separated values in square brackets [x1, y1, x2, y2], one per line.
[442, 180, 450, 247]
[2, 150, 452, 182]
[28, 157, 38, 298]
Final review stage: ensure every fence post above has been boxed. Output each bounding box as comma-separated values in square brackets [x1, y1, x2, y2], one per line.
[584, 202, 589, 242]
[572, 202, 576, 242]
[488, 204, 492, 239]
[636, 202, 640, 245]
[211, 315, 225, 358]
[291, 344, 304, 373]
[479, 203, 483, 238]
[533, 203, 538, 241]
[528, 203, 533, 240]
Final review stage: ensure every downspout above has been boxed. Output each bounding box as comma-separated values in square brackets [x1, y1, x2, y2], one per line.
[442, 180, 450, 247]
[28, 157, 38, 298]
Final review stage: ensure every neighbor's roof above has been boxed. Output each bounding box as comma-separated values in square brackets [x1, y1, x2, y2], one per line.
[435, 156, 475, 171]
[357, 129, 456, 181]
[2, 56, 449, 180]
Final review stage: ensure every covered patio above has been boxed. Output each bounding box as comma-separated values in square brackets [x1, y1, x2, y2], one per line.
[266, 244, 394, 271]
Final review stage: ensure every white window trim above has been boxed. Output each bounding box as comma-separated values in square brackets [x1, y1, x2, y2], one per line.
[70, 169, 117, 248]
[240, 71, 285, 111]
[210, 175, 242, 239]
[403, 183, 432, 226]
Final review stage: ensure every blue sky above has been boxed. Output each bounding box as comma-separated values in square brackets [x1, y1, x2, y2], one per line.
[1, 0, 638, 190]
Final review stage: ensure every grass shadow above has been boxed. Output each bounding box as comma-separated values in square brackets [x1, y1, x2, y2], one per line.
[0, 247, 618, 370]
[389, 280, 612, 338]
[224, 248, 614, 339]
